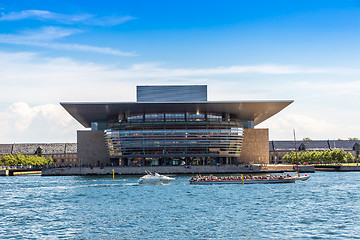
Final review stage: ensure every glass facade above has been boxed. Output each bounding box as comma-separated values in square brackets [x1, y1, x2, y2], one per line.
[137, 85, 207, 102]
[104, 113, 244, 166]
[91, 121, 107, 131]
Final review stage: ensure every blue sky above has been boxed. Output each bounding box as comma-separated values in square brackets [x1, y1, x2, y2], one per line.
[0, 0, 359, 143]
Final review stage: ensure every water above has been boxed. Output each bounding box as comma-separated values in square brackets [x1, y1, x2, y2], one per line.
[1, 172, 360, 239]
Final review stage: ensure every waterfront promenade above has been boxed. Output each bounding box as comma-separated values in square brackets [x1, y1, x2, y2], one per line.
[5, 164, 360, 176]
[42, 164, 315, 176]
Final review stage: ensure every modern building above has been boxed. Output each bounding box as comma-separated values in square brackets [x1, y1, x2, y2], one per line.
[2, 139, 358, 167]
[269, 140, 360, 163]
[0, 143, 77, 167]
[61, 85, 292, 167]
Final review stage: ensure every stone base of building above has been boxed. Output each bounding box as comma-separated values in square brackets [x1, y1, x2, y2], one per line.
[239, 128, 269, 164]
[77, 130, 110, 167]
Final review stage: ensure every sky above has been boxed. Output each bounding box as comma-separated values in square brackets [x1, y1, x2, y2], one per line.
[0, 0, 359, 143]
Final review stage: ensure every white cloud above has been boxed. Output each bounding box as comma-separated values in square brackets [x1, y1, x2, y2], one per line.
[4, 102, 75, 131]
[0, 102, 80, 143]
[37, 42, 136, 56]
[265, 113, 336, 134]
[0, 51, 359, 99]
[259, 112, 360, 141]
[296, 81, 360, 97]
[123, 63, 360, 77]
[0, 27, 136, 56]
[0, 10, 135, 26]
[0, 10, 59, 21]
[0, 27, 79, 42]
[6, 102, 38, 131]
[0, 51, 359, 142]
[88, 15, 135, 26]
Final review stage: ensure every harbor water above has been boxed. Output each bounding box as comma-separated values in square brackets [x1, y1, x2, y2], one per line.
[1, 172, 359, 239]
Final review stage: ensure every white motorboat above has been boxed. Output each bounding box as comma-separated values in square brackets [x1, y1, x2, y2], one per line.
[283, 172, 311, 181]
[293, 174, 311, 181]
[138, 170, 175, 184]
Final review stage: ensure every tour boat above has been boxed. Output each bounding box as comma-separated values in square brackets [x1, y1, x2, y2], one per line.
[138, 170, 175, 184]
[189, 174, 310, 185]
[190, 178, 296, 185]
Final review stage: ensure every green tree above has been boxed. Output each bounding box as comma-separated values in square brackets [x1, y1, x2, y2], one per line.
[280, 149, 356, 164]
[46, 157, 54, 165]
[345, 153, 355, 163]
[283, 152, 296, 163]
[323, 150, 332, 163]
[332, 149, 346, 163]
[348, 137, 359, 140]
[0, 154, 53, 167]
[303, 137, 312, 141]
[2, 154, 16, 166]
[282, 153, 290, 163]
[310, 151, 320, 164]
[15, 154, 26, 166]
[299, 151, 311, 163]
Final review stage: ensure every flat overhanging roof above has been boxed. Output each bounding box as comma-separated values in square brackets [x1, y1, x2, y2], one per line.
[61, 101, 293, 128]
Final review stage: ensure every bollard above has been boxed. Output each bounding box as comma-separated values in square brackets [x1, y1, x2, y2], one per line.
[241, 174, 244, 185]
[112, 169, 115, 179]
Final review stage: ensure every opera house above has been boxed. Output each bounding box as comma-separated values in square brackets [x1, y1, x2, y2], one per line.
[61, 85, 292, 167]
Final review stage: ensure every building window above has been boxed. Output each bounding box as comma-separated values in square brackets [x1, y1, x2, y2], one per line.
[165, 113, 185, 121]
[145, 113, 164, 122]
[128, 115, 143, 122]
[187, 113, 205, 121]
[207, 114, 222, 121]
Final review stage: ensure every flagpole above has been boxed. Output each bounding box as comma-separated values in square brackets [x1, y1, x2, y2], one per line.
[293, 129, 299, 176]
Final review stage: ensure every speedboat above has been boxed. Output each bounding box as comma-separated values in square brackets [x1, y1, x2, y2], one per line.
[293, 174, 311, 181]
[283, 172, 311, 181]
[138, 170, 175, 184]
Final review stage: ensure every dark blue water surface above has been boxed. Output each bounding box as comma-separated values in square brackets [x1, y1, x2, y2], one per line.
[1, 172, 360, 239]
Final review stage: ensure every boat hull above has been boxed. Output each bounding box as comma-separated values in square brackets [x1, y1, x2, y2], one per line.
[190, 178, 296, 185]
[294, 175, 311, 181]
[139, 178, 174, 184]
[138, 174, 175, 184]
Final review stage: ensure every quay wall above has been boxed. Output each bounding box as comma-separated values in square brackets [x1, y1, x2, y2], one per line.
[340, 166, 360, 171]
[264, 164, 314, 173]
[12, 171, 41, 176]
[0, 169, 42, 176]
[0, 170, 9, 176]
[314, 165, 360, 171]
[42, 164, 314, 176]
